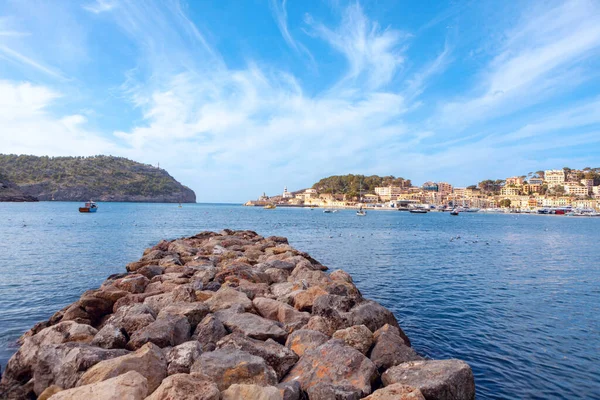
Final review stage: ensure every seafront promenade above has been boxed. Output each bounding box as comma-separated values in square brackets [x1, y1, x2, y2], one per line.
[0, 229, 475, 399]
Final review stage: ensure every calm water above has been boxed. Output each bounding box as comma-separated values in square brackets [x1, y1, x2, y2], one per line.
[0, 202, 598, 399]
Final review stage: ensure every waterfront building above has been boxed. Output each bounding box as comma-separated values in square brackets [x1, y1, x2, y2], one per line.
[437, 182, 453, 196]
[362, 194, 379, 203]
[258, 192, 269, 201]
[523, 184, 542, 194]
[295, 193, 305, 200]
[304, 188, 318, 199]
[453, 188, 466, 197]
[545, 170, 566, 187]
[282, 186, 293, 198]
[529, 177, 544, 185]
[564, 183, 589, 198]
[501, 186, 521, 196]
[506, 176, 525, 186]
[374, 186, 403, 201]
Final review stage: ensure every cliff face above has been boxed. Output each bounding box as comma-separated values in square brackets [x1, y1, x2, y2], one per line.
[0, 155, 196, 203]
[0, 174, 38, 202]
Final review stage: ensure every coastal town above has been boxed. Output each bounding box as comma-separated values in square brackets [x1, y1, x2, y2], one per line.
[245, 168, 600, 214]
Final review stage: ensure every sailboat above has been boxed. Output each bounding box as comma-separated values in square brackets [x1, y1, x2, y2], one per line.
[356, 179, 367, 216]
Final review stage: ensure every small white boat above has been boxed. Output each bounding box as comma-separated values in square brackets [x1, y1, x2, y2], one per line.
[356, 210, 367, 216]
[409, 209, 428, 214]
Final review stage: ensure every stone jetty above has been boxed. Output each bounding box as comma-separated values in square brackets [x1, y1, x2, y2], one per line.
[0, 230, 475, 399]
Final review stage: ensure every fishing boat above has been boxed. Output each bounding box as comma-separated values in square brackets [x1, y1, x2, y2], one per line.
[79, 201, 98, 213]
[409, 209, 428, 214]
[450, 209, 459, 216]
[264, 204, 276, 209]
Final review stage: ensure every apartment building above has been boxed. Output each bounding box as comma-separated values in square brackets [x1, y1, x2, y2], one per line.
[545, 170, 566, 187]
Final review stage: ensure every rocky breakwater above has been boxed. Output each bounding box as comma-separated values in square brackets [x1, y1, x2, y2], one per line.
[0, 230, 475, 400]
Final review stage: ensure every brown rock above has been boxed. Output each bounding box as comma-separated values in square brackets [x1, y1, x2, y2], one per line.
[49, 370, 148, 400]
[127, 314, 191, 350]
[370, 327, 421, 372]
[145, 373, 220, 400]
[38, 385, 63, 400]
[304, 315, 337, 336]
[221, 384, 283, 400]
[77, 342, 167, 393]
[329, 269, 353, 283]
[305, 383, 362, 399]
[192, 314, 227, 352]
[346, 301, 404, 341]
[136, 265, 165, 280]
[190, 348, 277, 391]
[158, 302, 210, 330]
[32, 343, 128, 395]
[282, 339, 377, 397]
[253, 297, 309, 332]
[166, 341, 203, 375]
[143, 293, 177, 314]
[332, 325, 373, 355]
[293, 287, 328, 312]
[284, 329, 329, 357]
[217, 333, 298, 380]
[216, 311, 287, 342]
[276, 381, 302, 400]
[364, 384, 426, 400]
[205, 287, 253, 313]
[112, 274, 150, 294]
[381, 359, 475, 400]
[104, 303, 156, 337]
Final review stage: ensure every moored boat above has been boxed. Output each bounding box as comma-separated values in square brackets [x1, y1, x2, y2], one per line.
[79, 201, 98, 213]
[409, 209, 428, 214]
[264, 204, 276, 209]
[450, 209, 459, 216]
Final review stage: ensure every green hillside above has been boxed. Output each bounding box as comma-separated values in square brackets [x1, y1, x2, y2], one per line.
[0, 155, 196, 203]
[312, 174, 411, 199]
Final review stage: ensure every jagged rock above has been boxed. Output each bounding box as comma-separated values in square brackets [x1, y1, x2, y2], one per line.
[104, 303, 156, 338]
[329, 269, 353, 283]
[112, 292, 162, 313]
[216, 311, 287, 342]
[312, 294, 358, 315]
[253, 297, 310, 332]
[193, 314, 227, 352]
[381, 360, 475, 400]
[77, 342, 167, 393]
[282, 339, 377, 397]
[305, 383, 362, 400]
[370, 325, 422, 372]
[128, 314, 191, 349]
[285, 329, 329, 357]
[364, 384, 426, 400]
[346, 301, 404, 340]
[332, 325, 373, 355]
[158, 302, 209, 330]
[264, 268, 289, 284]
[48, 371, 148, 400]
[217, 333, 298, 380]
[111, 274, 150, 294]
[277, 381, 302, 400]
[1, 321, 98, 387]
[190, 348, 277, 391]
[143, 292, 177, 314]
[205, 287, 253, 312]
[293, 287, 328, 312]
[221, 384, 283, 400]
[236, 280, 271, 300]
[136, 265, 165, 280]
[38, 384, 63, 400]
[32, 343, 129, 395]
[91, 324, 127, 349]
[166, 341, 203, 375]
[145, 373, 220, 400]
[304, 315, 338, 336]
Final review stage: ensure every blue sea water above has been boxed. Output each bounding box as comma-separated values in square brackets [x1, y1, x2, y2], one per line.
[0, 202, 599, 399]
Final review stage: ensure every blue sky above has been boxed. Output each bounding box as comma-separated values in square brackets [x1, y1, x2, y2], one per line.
[1, 0, 600, 202]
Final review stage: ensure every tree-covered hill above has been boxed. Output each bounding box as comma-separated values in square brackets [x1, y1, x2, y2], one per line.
[312, 174, 411, 199]
[0, 155, 196, 203]
[0, 172, 38, 202]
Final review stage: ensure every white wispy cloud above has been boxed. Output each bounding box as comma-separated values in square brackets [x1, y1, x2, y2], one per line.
[83, 0, 117, 14]
[0, 45, 66, 80]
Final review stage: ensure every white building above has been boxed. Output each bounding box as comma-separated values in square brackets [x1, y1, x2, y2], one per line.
[545, 170, 565, 188]
[282, 186, 293, 199]
[564, 183, 589, 198]
[374, 186, 403, 200]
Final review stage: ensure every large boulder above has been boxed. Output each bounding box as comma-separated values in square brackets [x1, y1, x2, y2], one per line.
[111, 274, 150, 294]
[332, 325, 373, 355]
[221, 384, 283, 400]
[253, 297, 310, 332]
[284, 329, 329, 357]
[158, 302, 210, 330]
[370, 325, 422, 372]
[77, 342, 167, 393]
[190, 348, 277, 391]
[1, 321, 98, 387]
[364, 384, 426, 400]
[104, 303, 156, 337]
[205, 287, 253, 312]
[282, 339, 377, 397]
[47, 371, 148, 400]
[145, 373, 220, 400]
[192, 314, 227, 352]
[346, 301, 407, 343]
[32, 343, 128, 395]
[127, 314, 191, 349]
[166, 341, 203, 375]
[381, 360, 475, 400]
[216, 311, 287, 342]
[217, 333, 298, 380]
[91, 325, 127, 349]
[305, 383, 363, 399]
[292, 287, 328, 312]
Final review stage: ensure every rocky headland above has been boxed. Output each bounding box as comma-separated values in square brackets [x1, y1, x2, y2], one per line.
[0, 174, 38, 202]
[0, 230, 475, 399]
[0, 155, 195, 203]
